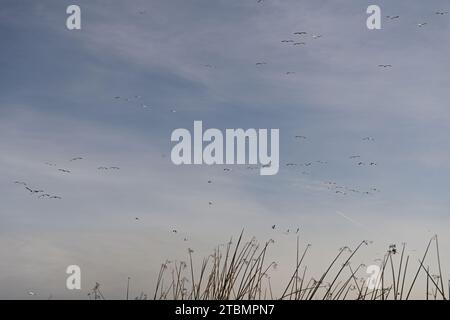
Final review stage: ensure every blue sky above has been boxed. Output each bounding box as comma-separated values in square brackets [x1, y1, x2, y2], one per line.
[1, 0, 450, 299]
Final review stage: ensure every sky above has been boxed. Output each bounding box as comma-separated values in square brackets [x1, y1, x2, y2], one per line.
[1, 0, 450, 299]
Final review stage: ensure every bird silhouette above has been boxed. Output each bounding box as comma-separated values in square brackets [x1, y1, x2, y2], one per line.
[25, 187, 43, 193]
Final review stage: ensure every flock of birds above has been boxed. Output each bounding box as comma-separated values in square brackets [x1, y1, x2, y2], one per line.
[14, 157, 120, 201]
[18, 4, 447, 230]
[254, 30, 323, 75]
[90, 5, 448, 236]
[287, 137, 380, 196]
[13, 181, 62, 200]
[253, 3, 449, 74]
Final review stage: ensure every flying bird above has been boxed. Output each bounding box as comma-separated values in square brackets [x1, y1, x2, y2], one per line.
[312, 34, 322, 39]
[378, 64, 392, 68]
[14, 181, 27, 186]
[281, 40, 294, 43]
[70, 157, 83, 161]
[386, 15, 400, 20]
[435, 11, 448, 15]
[294, 31, 307, 35]
[286, 72, 295, 75]
[417, 22, 428, 27]
[24, 187, 43, 194]
[293, 42, 306, 46]
[256, 62, 267, 66]
[58, 169, 71, 173]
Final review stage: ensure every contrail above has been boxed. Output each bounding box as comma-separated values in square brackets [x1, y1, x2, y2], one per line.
[336, 211, 363, 227]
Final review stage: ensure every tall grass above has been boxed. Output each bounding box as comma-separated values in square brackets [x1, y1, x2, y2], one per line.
[89, 232, 447, 300]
